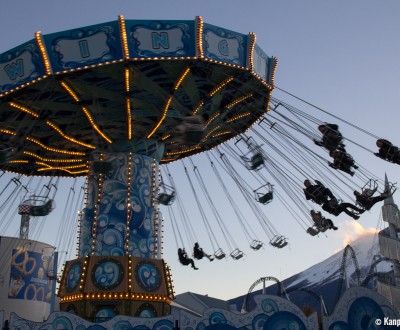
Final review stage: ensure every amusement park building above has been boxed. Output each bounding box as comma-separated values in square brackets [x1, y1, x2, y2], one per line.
[0, 236, 56, 323]
[377, 177, 400, 313]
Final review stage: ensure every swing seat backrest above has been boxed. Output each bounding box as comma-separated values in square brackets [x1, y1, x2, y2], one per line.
[214, 248, 226, 260]
[230, 248, 244, 260]
[158, 193, 175, 205]
[30, 200, 53, 217]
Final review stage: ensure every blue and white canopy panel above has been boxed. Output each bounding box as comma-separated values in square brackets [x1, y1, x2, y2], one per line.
[0, 17, 277, 177]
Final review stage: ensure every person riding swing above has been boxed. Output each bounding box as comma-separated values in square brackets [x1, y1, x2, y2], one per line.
[178, 248, 198, 270]
[193, 242, 214, 261]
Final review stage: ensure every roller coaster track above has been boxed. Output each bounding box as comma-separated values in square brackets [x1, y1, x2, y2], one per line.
[242, 276, 287, 312]
[361, 256, 394, 287]
[334, 244, 362, 308]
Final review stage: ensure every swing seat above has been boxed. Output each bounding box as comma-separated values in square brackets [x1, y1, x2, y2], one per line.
[158, 192, 175, 205]
[250, 240, 263, 250]
[214, 248, 226, 260]
[258, 192, 273, 204]
[30, 200, 54, 217]
[193, 252, 203, 260]
[307, 227, 319, 236]
[230, 248, 244, 260]
[270, 236, 288, 248]
[249, 153, 264, 170]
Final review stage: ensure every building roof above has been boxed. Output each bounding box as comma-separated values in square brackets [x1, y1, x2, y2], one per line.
[172, 292, 231, 316]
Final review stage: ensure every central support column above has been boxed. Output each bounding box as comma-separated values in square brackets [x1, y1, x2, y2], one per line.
[79, 152, 161, 259]
[58, 142, 174, 321]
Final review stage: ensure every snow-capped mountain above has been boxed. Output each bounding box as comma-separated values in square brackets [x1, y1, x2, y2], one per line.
[229, 232, 392, 313]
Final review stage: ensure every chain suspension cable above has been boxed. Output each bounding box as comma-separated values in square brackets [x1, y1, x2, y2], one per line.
[214, 150, 281, 241]
[182, 161, 219, 253]
[206, 152, 259, 244]
[190, 158, 239, 253]
[164, 166, 198, 246]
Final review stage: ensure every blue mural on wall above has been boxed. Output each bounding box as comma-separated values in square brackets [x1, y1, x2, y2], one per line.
[8, 249, 52, 303]
[135, 261, 162, 292]
[7, 288, 399, 330]
[92, 259, 123, 290]
[329, 296, 386, 330]
[66, 262, 82, 292]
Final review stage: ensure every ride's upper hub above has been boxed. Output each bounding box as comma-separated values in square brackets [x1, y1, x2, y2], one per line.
[0, 16, 277, 177]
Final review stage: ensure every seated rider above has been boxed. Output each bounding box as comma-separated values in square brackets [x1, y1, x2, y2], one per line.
[193, 242, 214, 261]
[310, 210, 338, 230]
[321, 198, 364, 220]
[178, 248, 198, 270]
[375, 139, 400, 164]
[354, 187, 391, 210]
[303, 179, 336, 205]
[314, 123, 345, 152]
[329, 150, 358, 176]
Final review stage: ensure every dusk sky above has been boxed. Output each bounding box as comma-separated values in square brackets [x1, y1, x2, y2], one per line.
[1, 0, 399, 300]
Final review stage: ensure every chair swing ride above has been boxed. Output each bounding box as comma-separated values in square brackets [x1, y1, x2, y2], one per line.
[0, 15, 398, 319]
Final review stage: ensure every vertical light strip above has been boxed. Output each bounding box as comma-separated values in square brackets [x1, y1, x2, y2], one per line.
[248, 32, 256, 72]
[266, 57, 278, 113]
[173, 67, 190, 90]
[125, 152, 132, 254]
[192, 76, 234, 115]
[79, 175, 89, 257]
[118, 15, 130, 60]
[35, 31, 52, 75]
[60, 81, 113, 144]
[196, 16, 204, 58]
[91, 155, 104, 255]
[147, 66, 190, 138]
[147, 96, 172, 138]
[125, 67, 132, 139]
[209, 77, 234, 97]
[9, 102, 39, 117]
[76, 210, 82, 257]
[128, 258, 132, 291]
[151, 159, 158, 259]
[270, 56, 279, 87]
[158, 167, 163, 257]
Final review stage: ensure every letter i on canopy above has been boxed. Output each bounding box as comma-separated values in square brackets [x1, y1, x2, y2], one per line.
[79, 40, 90, 58]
